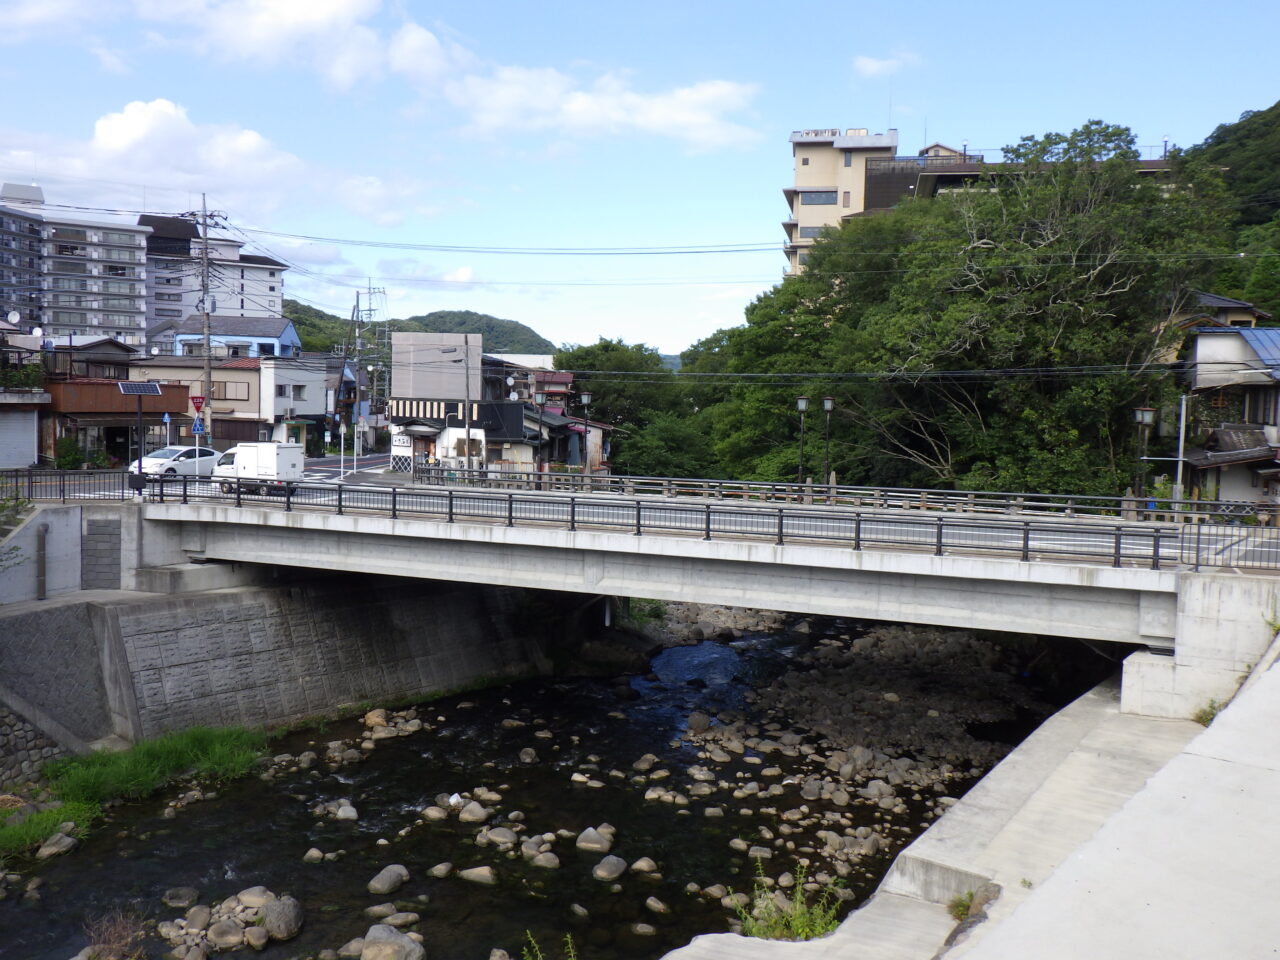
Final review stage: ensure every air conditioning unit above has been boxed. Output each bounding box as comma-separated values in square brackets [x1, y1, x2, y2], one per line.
[282, 407, 296, 419]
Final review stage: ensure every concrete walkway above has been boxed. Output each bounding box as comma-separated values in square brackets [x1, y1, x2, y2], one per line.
[957, 665, 1280, 960]
[664, 679, 1202, 960]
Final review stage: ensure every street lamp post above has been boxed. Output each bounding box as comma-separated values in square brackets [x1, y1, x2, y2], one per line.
[796, 396, 810, 485]
[579, 391, 593, 475]
[534, 390, 546, 479]
[821, 396, 834, 486]
[1134, 406, 1156, 499]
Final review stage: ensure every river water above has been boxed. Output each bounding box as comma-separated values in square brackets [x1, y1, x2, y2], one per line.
[0, 615, 1108, 960]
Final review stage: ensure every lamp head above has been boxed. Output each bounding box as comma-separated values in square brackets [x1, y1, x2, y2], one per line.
[796, 395, 810, 413]
[534, 391, 546, 405]
[822, 396, 834, 412]
[580, 391, 593, 406]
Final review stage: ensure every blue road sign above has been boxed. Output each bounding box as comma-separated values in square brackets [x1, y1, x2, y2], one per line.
[192, 418, 205, 435]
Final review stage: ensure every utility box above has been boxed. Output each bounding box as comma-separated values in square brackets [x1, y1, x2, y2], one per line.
[213, 442, 304, 493]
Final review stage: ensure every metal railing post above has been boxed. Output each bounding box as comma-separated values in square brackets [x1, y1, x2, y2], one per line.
[703, 503, 712, 541]
[182, 475, 190, 505]
[569, 497, 577, 531]
[1194, 522, 1202, 572]
[854, 512, 862, 550]
[58, 471, 65, 503]
[235, 481, 243, 509]
[506, 493, 514, 527]
[776, 508, 784, 546]
[935, 517, 944, 556]
[27, 469, 34, 500]
[1113, 528, 1122, 567]
[446, 489, 453, 523]
[391, 487, 398, 520]
[284, 482, 293, 512]
[1021, 521, 1031, 562]
[335, 484, 343, 516]
[1151, 529, 1161, 570]
[634, 500, 642, 536]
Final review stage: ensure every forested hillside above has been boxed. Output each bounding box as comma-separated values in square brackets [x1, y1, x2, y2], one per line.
[283, 302, 556, 354]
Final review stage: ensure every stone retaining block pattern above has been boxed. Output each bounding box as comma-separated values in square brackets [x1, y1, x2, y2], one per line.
[0, 704, 66, 789]
[116, 582, 536, 738]
[81, 518, 121, 590]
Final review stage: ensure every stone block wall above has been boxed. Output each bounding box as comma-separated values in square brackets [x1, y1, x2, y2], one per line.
[111, 579, 544, 738]
[0, 705, 66, 789]
[81, 517, 122, 589]
[0, 602, 110, 744]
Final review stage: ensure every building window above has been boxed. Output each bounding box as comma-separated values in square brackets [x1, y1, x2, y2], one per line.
[155, 308, 182, 317]
[291, 384, 305, 400]
[240, 268, 245, 279]
[102, 280, 135, 294]
[240, 298, 244, 309]
[104, 265, 136, 278]
[798, 227, 824, 239]
[801, 157, 809, 166]
[101, 231, 135, 244]
[842, 191, 851, 208]
[210, 381, 249, 401]
[156, 292, 181, 301]
[158, 277, 182, 285]
[260, 343, 275, 356]
[268, 285, 276, 292]
[800, 192, 837, 205]
[843, 151, 852, 167]
[276, 384, 288, 398]
[268, 270, 276, 277]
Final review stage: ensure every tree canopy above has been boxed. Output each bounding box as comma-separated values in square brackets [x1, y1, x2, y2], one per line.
[1186, 99, 1280, 226]
[283, 301, 556, 354]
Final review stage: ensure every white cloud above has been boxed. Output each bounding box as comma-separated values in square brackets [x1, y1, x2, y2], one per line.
[447, 67, 760, 149]
[387, 21, 474, 88]
[853, 51, 921, 78]
[89, 43, 129, 74]
[133, 0, 385, 88]
[0, 0, 108, 35]
[441, 266, 474, 284]
[0, 99, 304, 216]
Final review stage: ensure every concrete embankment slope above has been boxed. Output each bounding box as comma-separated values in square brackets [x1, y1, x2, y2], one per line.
[957, 664, 1280, 960]
[665, 679, 1200, 960]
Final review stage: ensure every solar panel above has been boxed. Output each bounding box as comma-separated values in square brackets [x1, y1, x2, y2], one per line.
[117, 381, 162, 395]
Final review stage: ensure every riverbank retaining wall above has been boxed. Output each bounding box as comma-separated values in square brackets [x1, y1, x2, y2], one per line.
[0, 576, 552, 774]
[0, 705, 67, 790]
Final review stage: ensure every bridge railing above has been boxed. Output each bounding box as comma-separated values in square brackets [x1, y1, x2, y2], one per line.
[5, 469, 1280, 574]
[146, 475, 1182, 571]
[402, 465, 1266, 525]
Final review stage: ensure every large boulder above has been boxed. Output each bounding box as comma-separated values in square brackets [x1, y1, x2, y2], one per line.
[575, 827, 612, 853]
[360, 923, 425, 960]
[262, 895, 304, 940]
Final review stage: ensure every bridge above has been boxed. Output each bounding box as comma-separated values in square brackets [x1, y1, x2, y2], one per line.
[5, 469, 1277, 720]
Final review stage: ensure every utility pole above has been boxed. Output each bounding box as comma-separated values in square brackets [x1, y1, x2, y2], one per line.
[200, 193, 212, 442]
[463, 333, 473, 473]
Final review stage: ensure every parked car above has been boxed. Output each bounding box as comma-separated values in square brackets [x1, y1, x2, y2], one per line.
[126, 445, 218, 477]
[213, 442, 304, 494]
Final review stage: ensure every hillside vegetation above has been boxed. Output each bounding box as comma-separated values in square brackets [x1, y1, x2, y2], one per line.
[284, 301, 556, 354]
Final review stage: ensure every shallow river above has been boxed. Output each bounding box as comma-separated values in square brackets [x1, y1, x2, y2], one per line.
[0, 616, 1082, 960]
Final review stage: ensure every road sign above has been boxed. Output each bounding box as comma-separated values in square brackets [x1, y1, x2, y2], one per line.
[191, 396, 206, 412]
[192, 418, 205, 435]
[162, 412, 171, 424]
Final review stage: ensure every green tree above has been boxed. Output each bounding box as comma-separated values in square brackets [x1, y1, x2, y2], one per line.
[700, 121, 1234, 494]
[1186, 100, 1280, 226]
[553, 338, 677, 429]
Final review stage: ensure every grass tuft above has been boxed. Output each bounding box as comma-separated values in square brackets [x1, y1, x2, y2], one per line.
[45, 726, 266, 805]
[1192, 699, 1224, 727]
[948, 890, 975, 922]
[1, 726, 266, 860]
[521, 932, 578, 960]
[733, 861, 842, 941]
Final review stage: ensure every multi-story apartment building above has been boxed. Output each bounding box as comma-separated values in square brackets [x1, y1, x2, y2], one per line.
[138, 215, 287, 333]
[0, 201, 42, 329]
[0, 184, 151, 343]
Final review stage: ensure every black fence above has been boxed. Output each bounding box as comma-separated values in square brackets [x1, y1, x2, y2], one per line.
[4, 469, 1278, 574]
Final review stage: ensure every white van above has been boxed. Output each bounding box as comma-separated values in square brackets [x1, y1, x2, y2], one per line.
[213, 442, 304, 494]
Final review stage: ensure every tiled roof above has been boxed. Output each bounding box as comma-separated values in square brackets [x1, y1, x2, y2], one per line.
[219, 358, 261, 369]
[163, 316, 293, 338]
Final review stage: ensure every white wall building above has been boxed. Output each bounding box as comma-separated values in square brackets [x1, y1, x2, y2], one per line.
[138, 216, 287, 336]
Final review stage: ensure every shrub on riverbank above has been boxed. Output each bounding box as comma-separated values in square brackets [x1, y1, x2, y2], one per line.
[0, 799, 98, 861]
[46, 727, 267, 804]
[733, 862, 842, 941]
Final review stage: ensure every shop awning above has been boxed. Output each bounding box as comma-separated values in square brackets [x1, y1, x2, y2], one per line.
[66, 413, 193, 428]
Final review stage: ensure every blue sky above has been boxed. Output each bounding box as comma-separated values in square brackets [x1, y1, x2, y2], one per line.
[1, 0, 1275, 353]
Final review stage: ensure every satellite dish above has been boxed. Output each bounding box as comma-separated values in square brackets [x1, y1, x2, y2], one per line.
[150, 346, 160, 355]
[508, 391, 519, 401]
[506, 376, 515, 386]
[30, 326, 43, 337]
[6, 310, 18, 325]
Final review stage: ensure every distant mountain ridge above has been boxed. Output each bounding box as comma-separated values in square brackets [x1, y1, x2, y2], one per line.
[283, 301, 556, 354]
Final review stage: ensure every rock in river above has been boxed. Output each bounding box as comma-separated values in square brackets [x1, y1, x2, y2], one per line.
[360, 923, 425, 960]
[576, 827, 612, 853]
[262, 895, 304, 940]
[592, 855, 627, 882]
[368, 864, 410, 895]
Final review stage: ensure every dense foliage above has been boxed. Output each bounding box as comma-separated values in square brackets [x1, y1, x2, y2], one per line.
[599, 122, 1237, 490]
[1186, 99, 1280, 226]
[284, 301, 556, 354]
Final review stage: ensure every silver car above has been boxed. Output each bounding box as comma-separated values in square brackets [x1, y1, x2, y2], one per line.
[126, 445, 218, 477]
